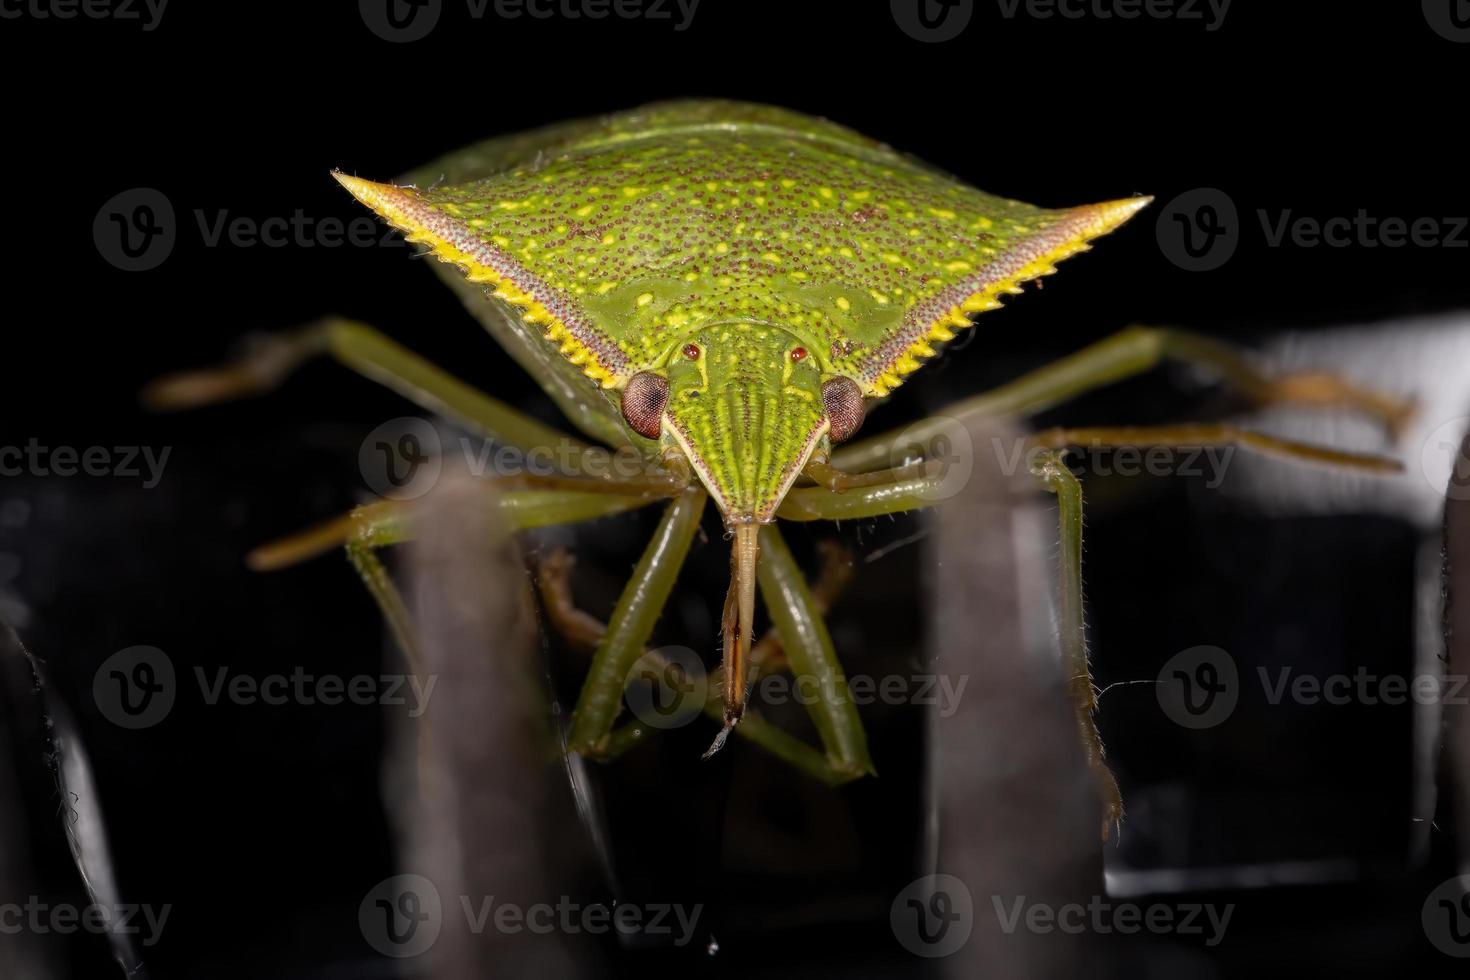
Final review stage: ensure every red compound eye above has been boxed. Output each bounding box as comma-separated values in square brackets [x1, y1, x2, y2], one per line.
[822, 377, 865, 443]
[790, 347, 808, 362]
[682, 343, 701, 360]
[620, 372, 670, 439]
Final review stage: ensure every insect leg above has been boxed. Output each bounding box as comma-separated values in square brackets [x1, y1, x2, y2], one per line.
[488, 466, 690, 499]
[786, 448, 1128, 829]
[833, 325, 1415, 474]
[534, 548, 610, 653]
[248, 499, 408, 571]
[534, 548, 867, 785]
[541, 537, 854, 673]
[142, 316, 586, 454]
[1029, 424, 1402, 472]
[802, 457, 942, 492]
[1031, 450, 1125, 841]
[776, 472, 952, 522]
[493, 489, 667, 527]
[566, 488, 707, 755]
[785, 418, 1399, 526]
[749, 540, 854, 677]
[1025, 422, 1401, 839]
[346, 528, 424, 683]
[245, 490, 659, 572]
[598, 697, 866, 786]
[754, 526, 874, 777]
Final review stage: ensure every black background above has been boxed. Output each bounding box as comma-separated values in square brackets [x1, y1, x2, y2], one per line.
[2, 2, 1468, 977]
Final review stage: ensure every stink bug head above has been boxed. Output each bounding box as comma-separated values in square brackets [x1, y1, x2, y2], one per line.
[657, 322, 832, 525]
[642, 322, 842, 742]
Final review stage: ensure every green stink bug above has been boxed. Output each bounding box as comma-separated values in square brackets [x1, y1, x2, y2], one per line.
[147, 100, 1408, 837]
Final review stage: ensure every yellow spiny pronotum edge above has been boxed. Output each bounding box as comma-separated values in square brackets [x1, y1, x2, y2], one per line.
[865, 196, 1154, 397]
[333, 172, 624, 389]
